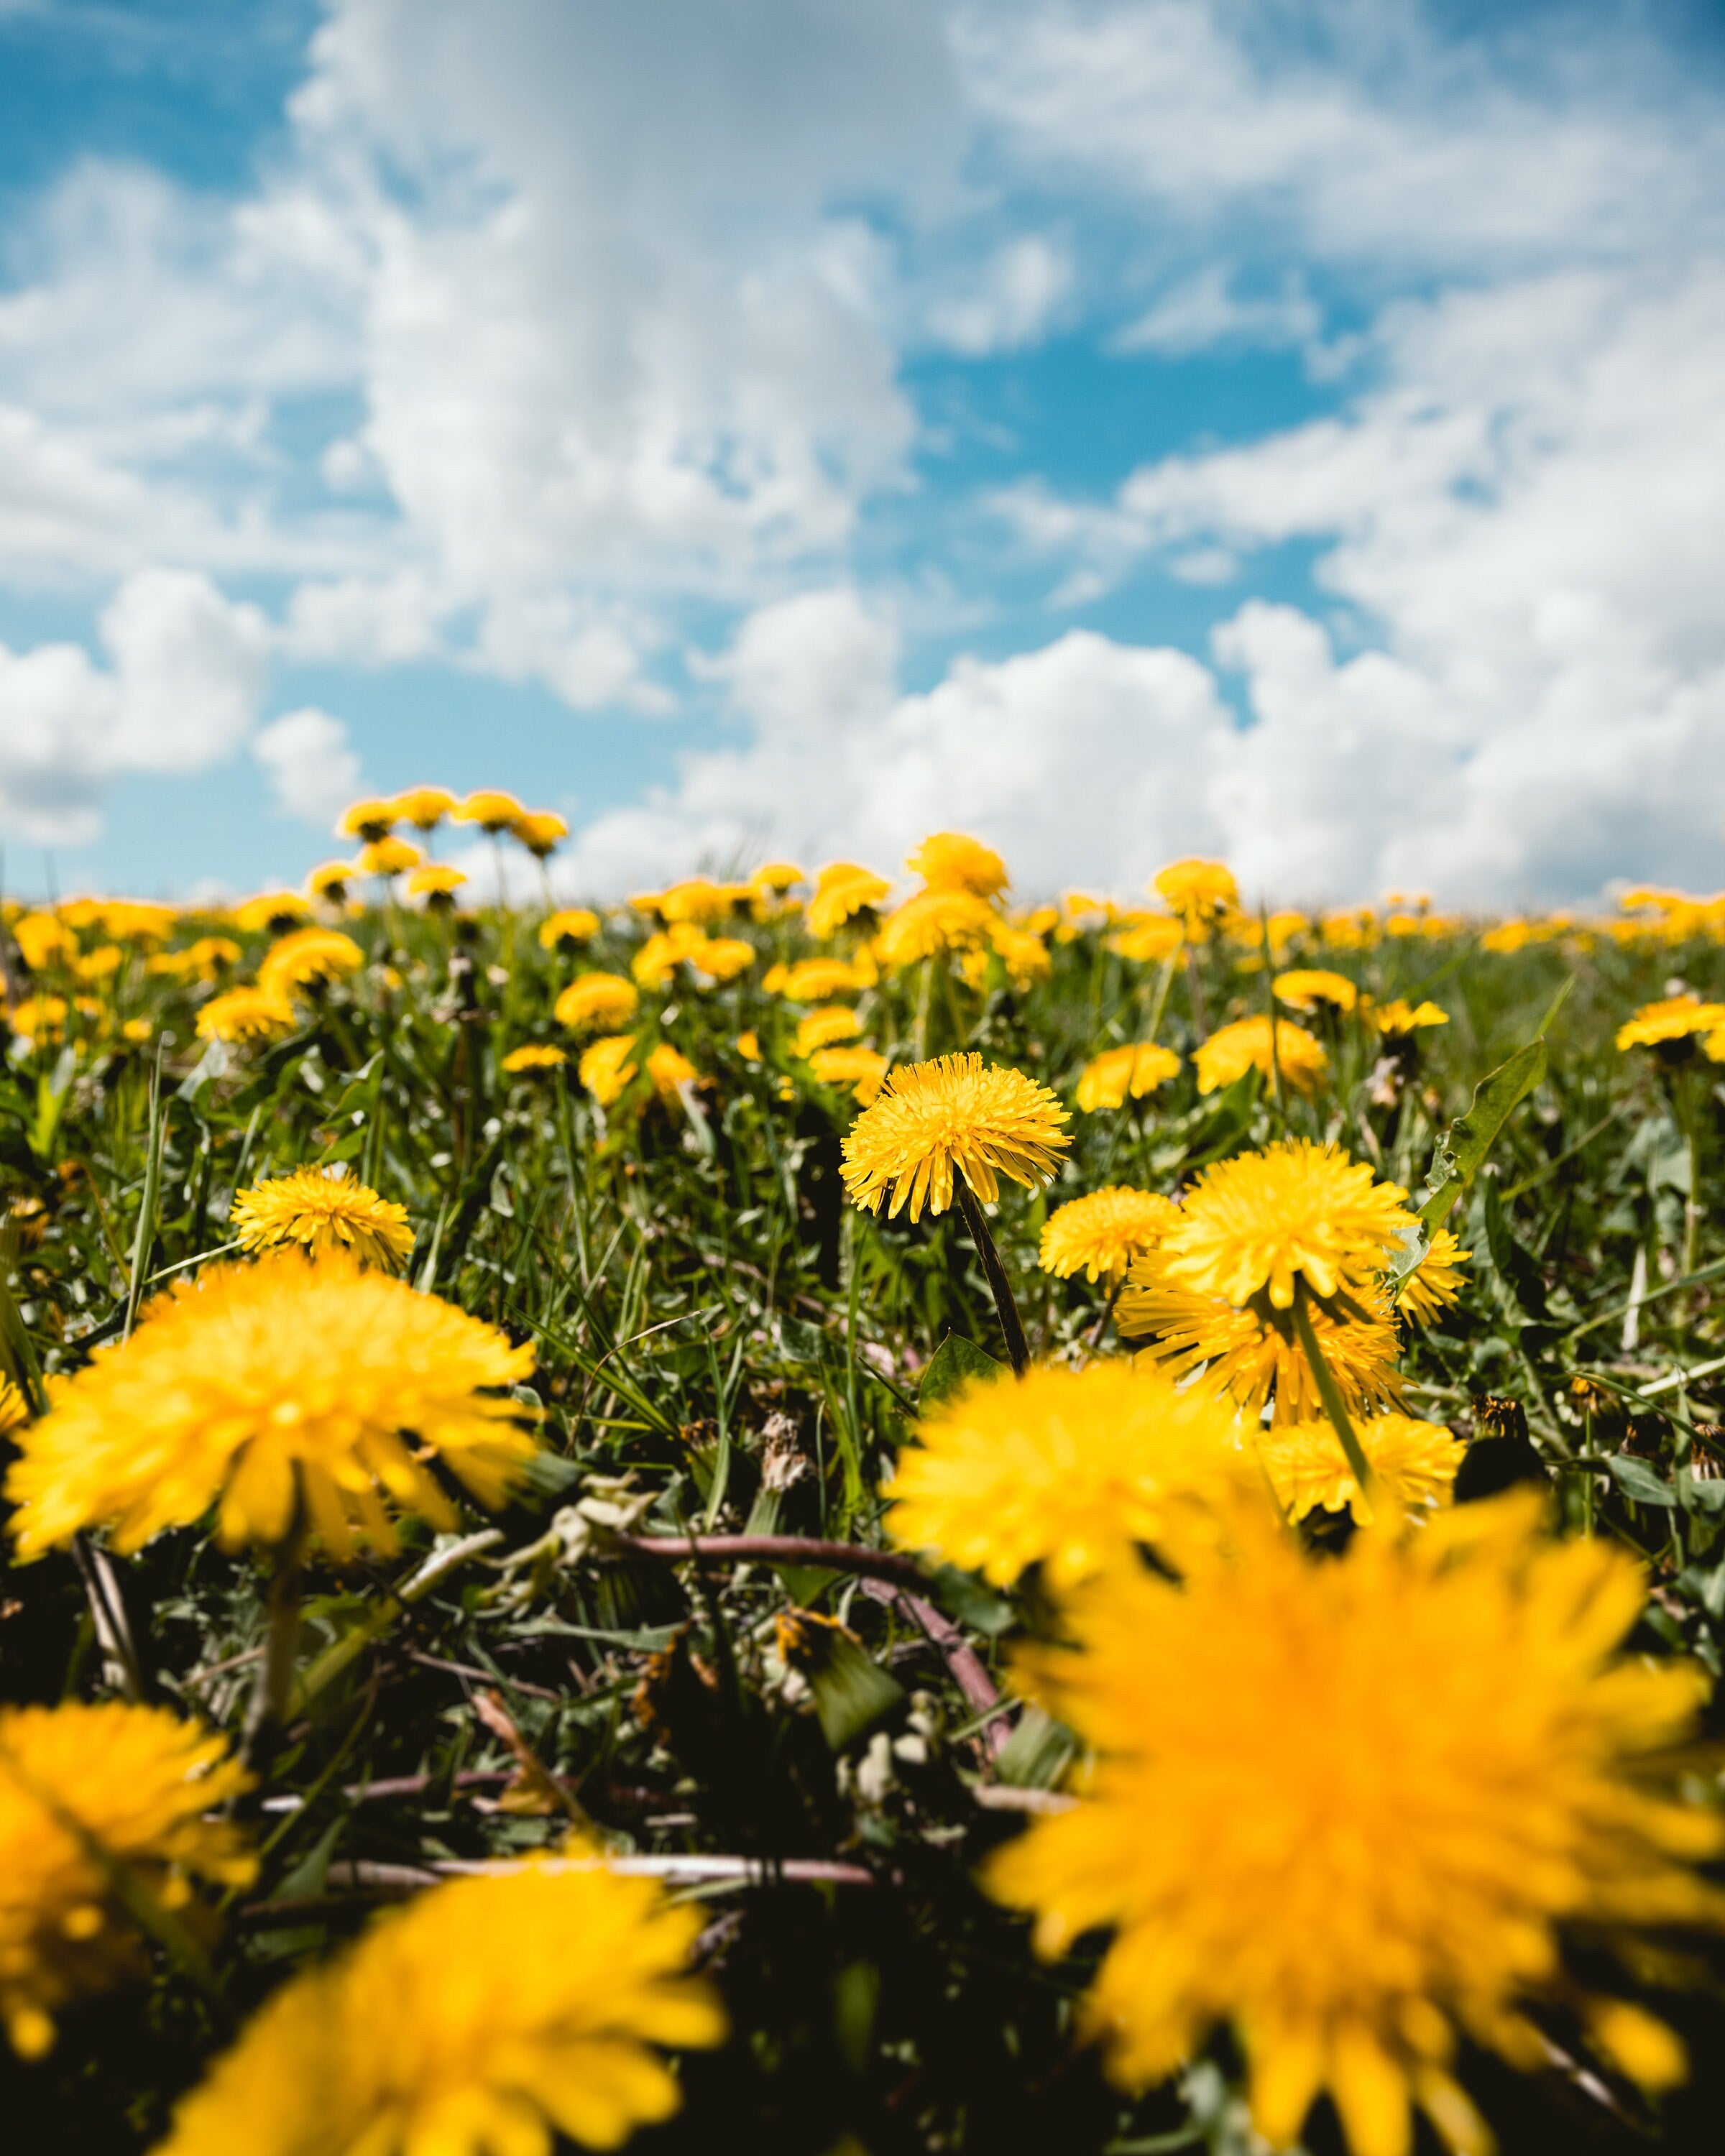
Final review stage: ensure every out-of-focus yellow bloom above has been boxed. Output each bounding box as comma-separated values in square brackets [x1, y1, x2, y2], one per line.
[233, 892, 312, 936]
[70, 945, 122, 984]
[196, 985, 297, 1046]
[808, 1045, 889, 1102]
[0, 1376, 27, 1437]
[1616, 995, 1725, 1053]
[1395, 1226, 1471, 1325]
[147, 937, 241, 983]
[876, 888, 996, 969]
[306, 861, 355, 905]
[231, 1168, 413, 1271]
[1320, 906, 1378, 952]
[337, 798, 397, 844]
[454, 790, 525, 833]
[120, 1018, 154, 1045]
[258, 927, 364, 995]
[632, 922, 709, 988]
[501, 1044, 569, 1075]
[579, 1033, 638, 1105]
[767, 955, 875, 1000]
[988, 1493, 1725, 2156]
[511, 808, 567, 857]
[886, 1358, 1249, 1589]
[906, 831, 1009, 899]
[658, 877, 748, 926]
[1256, 1411, 1463, 1526]
[406, 864, 466, 909]
[808, 862, 891, 938]
[692, 936, 755, 984]
[1194, 1014, 1327, 1096]
[358, 836, 423, 879]
[1371, 997, 1449, 1037]
[6, 1249, 536, 1561]
[391, 785, 457, 831]
[645, 1042, 701, 1103]
[1039, 1187, 1179, 1283]
[1106, 913, 1184, 964]
[11, 913, 70, 970]
[1151, 858, 1237, 941]
[1273, 968, 1357, 1014]
[154, 1853, 725, 2156]
[0, 1703, 254, 2060]
[556, 973, 640, 1033]
[841, 1053, 1070, 1221]
[986, 918, 1052, 988]
[4, 996, 71, 1045]
[793, 1005, 862, 1058]
[538, 908, 601, 950]
[736, 1030, 763, 1061]
[1075, 1043, 1180, 1112]
[750, 860, 804, 893]
[62, 899, 176, 946]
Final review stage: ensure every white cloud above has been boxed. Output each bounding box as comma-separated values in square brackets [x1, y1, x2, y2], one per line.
[1114, 265, 1318, 354]
[926, 235, 1075, 355]
[253, 706, 362, 827]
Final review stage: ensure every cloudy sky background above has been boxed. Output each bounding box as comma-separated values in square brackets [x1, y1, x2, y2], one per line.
[1, 0, 1724, 906]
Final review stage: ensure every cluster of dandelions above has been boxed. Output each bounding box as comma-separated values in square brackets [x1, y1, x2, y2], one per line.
[839, 1046, 1724, 2156]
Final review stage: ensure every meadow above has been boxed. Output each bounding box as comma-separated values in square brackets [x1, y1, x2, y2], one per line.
[1, 798, 1722, 2156]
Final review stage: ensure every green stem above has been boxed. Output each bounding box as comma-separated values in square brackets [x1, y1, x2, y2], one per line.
[1290, 1286, 1376, 1498]
[954, 1174, 1031, 1376]
[242, 1539, 305, 1776]
[290, 1529, 505, 1716]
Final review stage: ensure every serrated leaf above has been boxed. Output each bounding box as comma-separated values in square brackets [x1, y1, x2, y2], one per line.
[1609, 1453, 1676, 1508]
[1420, 1037, 1547, 1229]
[919, 1332, 1004, 1411]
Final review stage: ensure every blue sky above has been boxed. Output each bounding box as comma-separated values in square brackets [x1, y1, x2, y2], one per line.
[1, 0, 1724, 906]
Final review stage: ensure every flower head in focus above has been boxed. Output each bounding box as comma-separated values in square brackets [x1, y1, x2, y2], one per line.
[841, 1054, 1070, 1221]
[579, 1034, 638, 1106]
[1039, 1187, 1180, 1284]
[336, 798, 397, 844]
[556, 973, 640, 1034]
[808, 862, 891, 938]
[1273, 968, 1358, 1014]
[1151, 858, 1238, 940]
[154, 1854, 724, 2156]
[0, 1703, 254, 2058]
[1195, 1015, 1327, 1096]
[1395, 1227, 1472, 1327]
[988, 1493, 1725, 2156]
[809, 1045, 889, 1104]
[905, 831, 1008, 900]
[886, 1359, 1249, 1589]
[196, 985, 297, 1046]
[501, 1044, 569, 1076]
[231, 1167, 413, 1271]
[1075, 1043, 1179, 1112]
[6, 1249, 537, 1560]
[538, 908, 601, 951]
[1256, 1411, 1463, 1525]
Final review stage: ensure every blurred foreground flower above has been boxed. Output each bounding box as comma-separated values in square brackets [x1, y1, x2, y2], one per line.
[0, 1703, 254, 2058]
[155, 1855, 724, 2156]
[841, 1052, 1070, 1222]
[231, 1166, 413, 1271]
[6, 1250, 536, 1560]
[990, 1493, 1725, 2156]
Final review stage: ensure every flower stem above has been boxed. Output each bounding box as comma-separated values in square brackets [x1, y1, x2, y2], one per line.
[1291, 1285, 1376, 1498]
[242, 1539, 305, 1775]
[954, 1174, 1031, 1375]
[622, 1533, 927, 1590]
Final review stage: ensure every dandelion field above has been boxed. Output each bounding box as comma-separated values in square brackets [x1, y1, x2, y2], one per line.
[2, 805, 1724, 2156]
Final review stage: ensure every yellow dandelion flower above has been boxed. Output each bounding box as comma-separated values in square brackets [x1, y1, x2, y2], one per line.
[556, 973, 640, 1033]
[257, 927, 364, 995]
[1105, 914, 1184, 964]
[735, 1029, 763, 1062]
[793, 1005, 862, 1058]
[988, 1493, 1725, 2156]
[231, 1167, 413, 1271]
[1616, 995, 1725, 1052]
[1371, 997, 1450, 1037]
[406, 864, 466, 907]
[808, 862, 891, 938]
[987, 918, 1052, 988]
[390, 784, 456, 831]
[808, 1045, 889, 1103]
[0, 1703, 254, 2060]
[511, 808, 567, 857]
[538, 908, 601, 950]
[579, 1033, 639, 1105]
[750, 860, 804, 892]
[196, 985, 298, 1046]
[1396, 1226, 1471, 1326]
[658, 877, 748, 926]
[841, 1052, 1070, 1222]
[11, 913, 72, 969]
[1039, 1187, 1180, 1284]
[876, 888, 998, 969]
[0, 1376, 27, 1435]
[692, 936, 755, 985]
[886, 1359, 1249, 1590]
[232, 892, 311, 936]
[645, 1042, 701, 1103]
[120, 1018, 153, 1045]
[155, 1853, 724, 2156]
[305, 861, 355, 904]
[905, 830, 1009, 899]
[1708, 1024, 1725, 1064]
[1075, 1043, 1180, 1112]
[358, 836, 423, 879]
[1195, 1014, 1327, 1096]
[771, 955, 875, 1001]
[6, 1249, 537, 1560]
[1151, 857, 1237, 940]
[1256, 1411, 1463, 1525]
[1273, 967, 1357, 1013]
[336, 798, 397, 844]
[632, 923, 709, 988]
[4, 996, 70, 1046]
[501, 1044, 569, 1075]
[149, 936, 241, 983]
[454, 789, 525, 833]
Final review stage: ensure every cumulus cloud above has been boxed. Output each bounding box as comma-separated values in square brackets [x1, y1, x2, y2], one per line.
[253, 707, 363, 827]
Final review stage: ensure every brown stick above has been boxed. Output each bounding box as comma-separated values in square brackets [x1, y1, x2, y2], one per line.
[620, 1534, 928, 1590]
[861, 1576, 1011, 1756]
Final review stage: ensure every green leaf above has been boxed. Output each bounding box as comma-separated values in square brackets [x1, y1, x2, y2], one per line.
[1609, 1454, 1677, 1508]
[924, 1562, 1017, 1638]
[919, 1332, 1004, 1411]
[1419, 1036, 1547, 1230]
